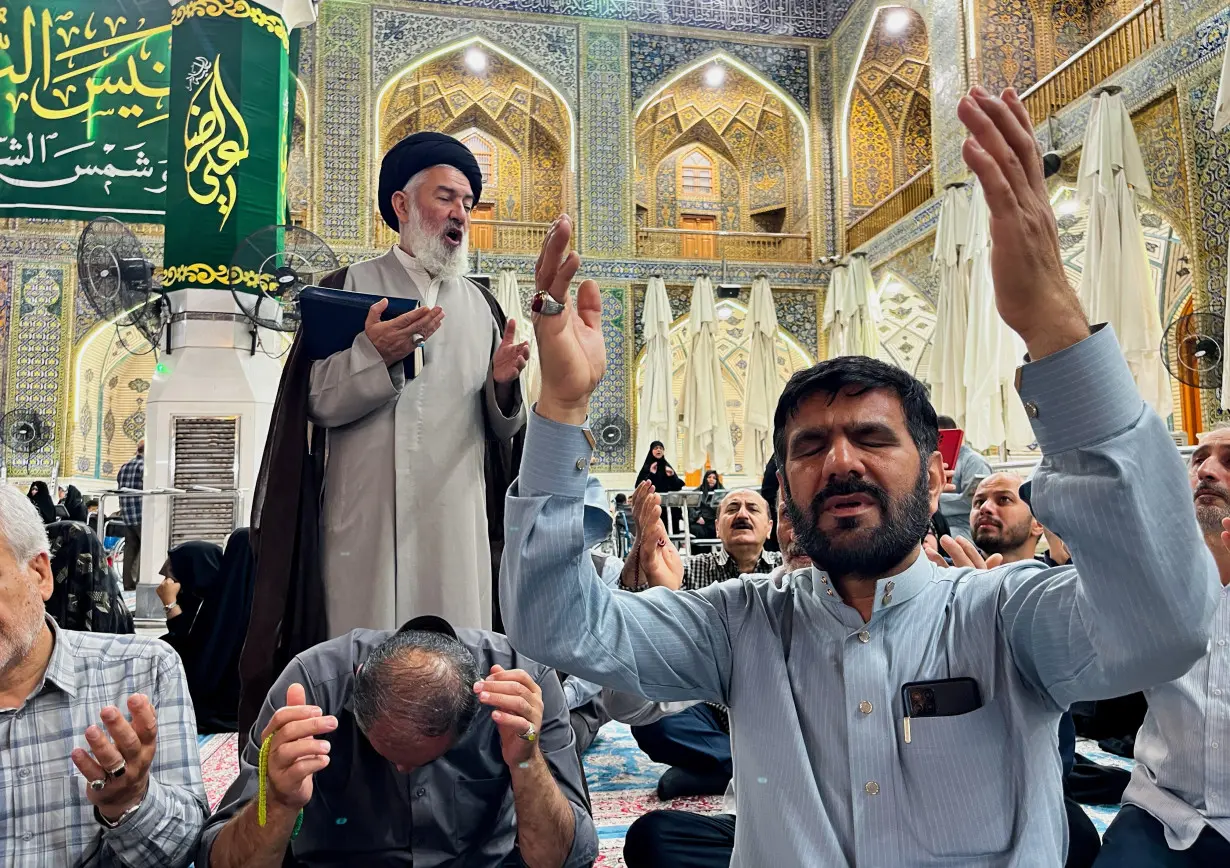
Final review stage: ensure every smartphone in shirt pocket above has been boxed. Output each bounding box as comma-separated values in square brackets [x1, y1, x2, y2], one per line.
[898, 678, 1015, 858]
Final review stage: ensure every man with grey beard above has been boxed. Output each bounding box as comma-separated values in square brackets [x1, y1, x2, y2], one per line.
[1092, 423, 1230, 866]
[0, 485, 206, 866]
[243, 133, 530, 740]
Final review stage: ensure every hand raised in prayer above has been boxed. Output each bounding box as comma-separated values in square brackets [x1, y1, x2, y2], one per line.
[532, 214, 604, 426]
[70, 694, 158, 822]
[364, 298, 445, 366]
[258, 683, 337, 813]
[628, 481, 683, 589]
[958, 87, 1089, 360]
[475, 665, 544, 768]
[923, 534, 1004, 570]
[492, 318, 531, 384]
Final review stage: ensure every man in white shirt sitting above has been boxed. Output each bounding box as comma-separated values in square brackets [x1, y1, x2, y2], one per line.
[1092, 424, 1230, 866]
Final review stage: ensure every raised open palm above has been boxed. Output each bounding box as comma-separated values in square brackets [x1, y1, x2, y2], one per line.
[532, 215, 605, 423]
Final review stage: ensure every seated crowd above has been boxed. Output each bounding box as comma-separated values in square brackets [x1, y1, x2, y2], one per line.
[3, 88, 1228, 868]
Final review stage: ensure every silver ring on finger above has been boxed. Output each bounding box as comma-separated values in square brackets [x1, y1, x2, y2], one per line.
[107, 761, 127, 779]
[516, 723, 537, 742]
[89, 778, 107, 791]
[530, 291, 565, 317]
[410, 332, 426, 346]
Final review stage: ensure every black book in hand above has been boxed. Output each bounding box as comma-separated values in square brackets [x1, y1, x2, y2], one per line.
[299, 285, 423, 377]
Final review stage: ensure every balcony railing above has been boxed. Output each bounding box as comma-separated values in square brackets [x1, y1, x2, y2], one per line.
[636, 227, 813, 263]
[469, 219, 553, 255]
[1021, 0, 1164, 125]
[845, 167, 934, 252]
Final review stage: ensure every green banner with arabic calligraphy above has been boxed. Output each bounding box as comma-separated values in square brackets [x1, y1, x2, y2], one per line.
[0, 1, 172, 220]
[162, 1, 290, 292]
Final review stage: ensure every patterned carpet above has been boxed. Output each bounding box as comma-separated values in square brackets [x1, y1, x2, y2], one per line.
[195, 727, 1131, 866]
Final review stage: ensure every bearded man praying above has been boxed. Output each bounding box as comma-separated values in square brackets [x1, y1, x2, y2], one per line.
[500, 88, 1220, 866]
[242, 132, 529, 740]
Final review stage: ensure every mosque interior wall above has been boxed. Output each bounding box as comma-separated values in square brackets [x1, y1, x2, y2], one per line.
[1, 0, 1227, 477]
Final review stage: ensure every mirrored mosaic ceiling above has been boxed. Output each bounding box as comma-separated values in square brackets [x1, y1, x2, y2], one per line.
[407, 0, 855, 39]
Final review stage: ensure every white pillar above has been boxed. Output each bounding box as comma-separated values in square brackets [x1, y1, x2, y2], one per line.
[136, 289, 283, 616]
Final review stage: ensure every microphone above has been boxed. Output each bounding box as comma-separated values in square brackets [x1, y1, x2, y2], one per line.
[1042, 152, 1062, 178]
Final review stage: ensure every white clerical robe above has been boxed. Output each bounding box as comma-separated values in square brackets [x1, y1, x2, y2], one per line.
[307, 247, 525, 635]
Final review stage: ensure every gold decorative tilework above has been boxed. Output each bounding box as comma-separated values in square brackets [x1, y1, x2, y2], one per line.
[378, 46, 569, 231]
[634, 62, 810, 232]
[847, 9, 931, 219]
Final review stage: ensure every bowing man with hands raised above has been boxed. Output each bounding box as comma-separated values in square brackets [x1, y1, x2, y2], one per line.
[201, 620, 597, 868]
[498, 87, 1219, 866]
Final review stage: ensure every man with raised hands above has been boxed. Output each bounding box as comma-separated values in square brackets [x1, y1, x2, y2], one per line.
[499, 87, 1218, 866]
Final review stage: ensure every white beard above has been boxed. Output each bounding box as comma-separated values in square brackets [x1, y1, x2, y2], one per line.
[402, 208, 469, 279]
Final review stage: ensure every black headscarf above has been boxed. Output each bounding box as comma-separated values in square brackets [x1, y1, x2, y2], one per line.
[62, 485, 87, 523]
[164, 541, 225, 625]
[27, 481, 57, 524]
[697, 470, 725, 494]
[635, 441, 684, 492]
[377, 131, 484, 231]
[163, 538, 254, 733]
[45, 521, 134, 634]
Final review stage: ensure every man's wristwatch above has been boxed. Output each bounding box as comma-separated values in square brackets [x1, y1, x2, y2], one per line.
[95, 799, 142, 829]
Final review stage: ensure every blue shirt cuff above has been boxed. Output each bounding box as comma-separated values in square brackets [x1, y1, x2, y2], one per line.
[1016, 325, 1145, 454]
[519, 410, 594, 498]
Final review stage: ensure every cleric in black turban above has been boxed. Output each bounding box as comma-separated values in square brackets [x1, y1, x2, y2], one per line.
[377, 131, 485, 231]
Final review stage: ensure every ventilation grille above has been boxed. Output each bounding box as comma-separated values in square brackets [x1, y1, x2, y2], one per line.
[169, 416, 239, 548]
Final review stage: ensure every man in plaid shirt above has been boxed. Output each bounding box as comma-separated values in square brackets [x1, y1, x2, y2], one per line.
[116, 440, 144, 590]
[617, 484, 777, 800]
[0, 485, 206, 866]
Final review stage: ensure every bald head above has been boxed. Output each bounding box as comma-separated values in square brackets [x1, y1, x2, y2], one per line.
[970, 473, 1042, 562]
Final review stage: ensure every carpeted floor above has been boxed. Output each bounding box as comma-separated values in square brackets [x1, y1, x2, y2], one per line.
[196, 726, 1131, 866]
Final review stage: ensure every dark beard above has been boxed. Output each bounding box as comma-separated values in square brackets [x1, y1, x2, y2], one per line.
[784, 463, 932, 582]
[973, 518, 1033, 555]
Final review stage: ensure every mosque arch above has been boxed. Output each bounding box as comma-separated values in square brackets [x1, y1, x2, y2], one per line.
[633, 53, 812, 237]
[374, 37, 574, 241]
[841, 5, 933, 225]
[67, 315, 157, 480]
[633, 297, 815, 474]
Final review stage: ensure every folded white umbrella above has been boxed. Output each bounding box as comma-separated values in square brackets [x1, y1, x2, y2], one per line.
[823, 264, 850, 357]
[846, 255, 882, 358]
[636, 275, 677, 462]
[962, 181, 1033, 452]
[744, 276, 781, 471]
[494, 269, 539, 404]
[928, 185, 972, 424]
[679, 275, 735, 472]
[1076, 90, 1172, 418]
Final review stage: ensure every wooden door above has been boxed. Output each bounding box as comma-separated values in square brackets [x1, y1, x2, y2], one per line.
[471, 203, 495, 250]
[681, 214, 717, 259]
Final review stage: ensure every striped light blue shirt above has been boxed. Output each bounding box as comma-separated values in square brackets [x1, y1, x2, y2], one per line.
[1124, 583, 1230, 848]
[501, 327, 1220, 867]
